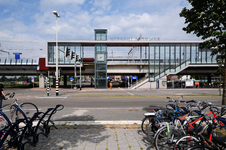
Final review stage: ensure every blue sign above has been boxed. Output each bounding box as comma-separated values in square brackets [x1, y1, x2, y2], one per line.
[13, 53, 22, 59]
[132, 76, 137, 80]
[70, 77, 74, 81]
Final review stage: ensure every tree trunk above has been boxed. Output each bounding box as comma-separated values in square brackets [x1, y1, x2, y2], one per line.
[219, 74, 221, 95]
[223, 55, 226, 105]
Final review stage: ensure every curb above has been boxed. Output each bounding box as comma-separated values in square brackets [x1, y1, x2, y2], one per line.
[53, 120, 142, 125]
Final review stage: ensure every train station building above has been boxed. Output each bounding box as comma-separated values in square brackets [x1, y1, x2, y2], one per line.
[45, 29, 218, 89]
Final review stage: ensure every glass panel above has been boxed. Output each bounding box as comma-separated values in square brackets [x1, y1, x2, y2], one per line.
[48, 44, 54, 64]
[58, 45, 64, 64]
[160, 46, 164, 73]
[212, 52, 217, 63]
[181, 45, 185, 64]
[101, 45, 107, 52]
[149, 45, 155, 79]
[165, 46, 170, 70]
[96, 34, 101, 40]
[96, 45, 101, 52]
[197, 46, 201, 63]
[96, 64, 106, 70]
[207, 49, 212, 63]
[175, 45, 180, 67]
[101, 34, 106, 40]
[96, 79, 106, 88]
[6, 59, 10, 64]
[191, 46, 196, 63]
[170, 45, 175, 71]
[201, 48, 206, 63]
[96, 72, 106, 78]
[186, 44, 191, 64]
[154, 45, 160, 78]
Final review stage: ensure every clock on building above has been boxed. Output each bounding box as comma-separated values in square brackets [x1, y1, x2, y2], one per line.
[97, 54, 105, 62]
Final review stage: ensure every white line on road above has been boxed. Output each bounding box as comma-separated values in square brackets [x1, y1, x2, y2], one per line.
[127, 92, 134, 95]
[36, 97, 67, 98]
[118, 87, 134, 95]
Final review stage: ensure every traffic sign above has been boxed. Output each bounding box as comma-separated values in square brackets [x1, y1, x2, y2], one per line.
[70, 77, 74, 81]
[131, 76, 137, 80]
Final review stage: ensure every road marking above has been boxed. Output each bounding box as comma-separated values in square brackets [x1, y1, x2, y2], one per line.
[71, 107, 144, 110]
[36, 97, 67, 98]
[118, 87, 134, 95]
[118, 87, 123, 90]
[127, 92, 134, 95]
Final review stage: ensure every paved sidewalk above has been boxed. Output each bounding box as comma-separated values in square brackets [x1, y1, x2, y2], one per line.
[25, 121, 155, 150]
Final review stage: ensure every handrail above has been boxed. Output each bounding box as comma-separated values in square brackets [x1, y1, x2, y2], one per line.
[0, 58, 39, 65]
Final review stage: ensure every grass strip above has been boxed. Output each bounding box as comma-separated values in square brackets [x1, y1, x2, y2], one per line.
[72, 94, 222, 97]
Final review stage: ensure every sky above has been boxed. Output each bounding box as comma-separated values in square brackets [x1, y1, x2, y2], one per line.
[0, 0, 201, 59]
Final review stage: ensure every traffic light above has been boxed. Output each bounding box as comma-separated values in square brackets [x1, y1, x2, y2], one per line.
[59, 68, 62, 77]
[64, 47, 70, 57]
[52, 71, 55, 76]
[74, 55, 79, 61]
[70, 51, 75, 60]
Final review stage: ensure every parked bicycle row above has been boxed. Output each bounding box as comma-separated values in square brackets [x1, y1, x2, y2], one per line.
[0, 92, 64, 150]
[141, 96, 226, 150]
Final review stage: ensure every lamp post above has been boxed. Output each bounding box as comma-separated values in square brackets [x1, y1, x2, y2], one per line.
[53, 11, 60, 96]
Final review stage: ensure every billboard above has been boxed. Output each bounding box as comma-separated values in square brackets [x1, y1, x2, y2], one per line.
[186, 81, 194, 87]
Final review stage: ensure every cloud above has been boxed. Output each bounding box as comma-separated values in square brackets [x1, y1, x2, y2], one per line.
[3, 9, 9, 13]
[0, 0, 201, 59]
[39, 0, 85, 12]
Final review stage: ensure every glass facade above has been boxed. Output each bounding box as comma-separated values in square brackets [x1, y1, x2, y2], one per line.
[94, 29, 108, 89]
[149, 43, 216, 81]
[95, 44, 107, 88]
[47, 42, 81, 65]
[46, 39, 217, 87]
[94, 29, 107, 41]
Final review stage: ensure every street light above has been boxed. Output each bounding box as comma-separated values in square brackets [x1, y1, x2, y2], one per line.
[53, 11, 60, 96]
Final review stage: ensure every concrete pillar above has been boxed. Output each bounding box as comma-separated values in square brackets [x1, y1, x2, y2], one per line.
[64, 75, 67, 87]
[39, 73, 44, 88]
[150, 81, 157, 89]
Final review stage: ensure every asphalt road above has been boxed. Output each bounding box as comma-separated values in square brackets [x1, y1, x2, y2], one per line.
[1, 87, 223, 121]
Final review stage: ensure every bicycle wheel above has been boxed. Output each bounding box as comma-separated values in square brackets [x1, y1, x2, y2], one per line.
[18, 102, 39, 120]
[0, 111, 11, 130]
[141, 116, 152, 134]
[174, 135, 200, 150]
[186, 145, 214, 150]
[154, 126, 183, 150]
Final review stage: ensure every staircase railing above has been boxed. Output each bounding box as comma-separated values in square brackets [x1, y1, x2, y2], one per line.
[150, 59, 190, 81]
[131, 60, 191, 89]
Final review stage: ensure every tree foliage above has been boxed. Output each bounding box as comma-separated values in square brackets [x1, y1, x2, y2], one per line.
[180, 0, 226, 61]
[180, 0, 226, 105]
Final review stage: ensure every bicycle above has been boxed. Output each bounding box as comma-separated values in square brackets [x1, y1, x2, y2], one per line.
[147, 97, 195, 142]
[142, 96, 186, 135]
[1, 92, 38, 122]
[173, 103, 226, 150]
[153, 101, 222, 150]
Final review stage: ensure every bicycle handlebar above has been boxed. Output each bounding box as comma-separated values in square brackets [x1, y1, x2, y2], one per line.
[5, 92, 15, 99]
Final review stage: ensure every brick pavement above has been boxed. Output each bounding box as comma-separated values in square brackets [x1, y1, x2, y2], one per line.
[25, 122, 155, 150]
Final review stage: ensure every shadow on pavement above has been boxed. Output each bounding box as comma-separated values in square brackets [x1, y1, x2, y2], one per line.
[55, 115, 96, 121]
[25, 125, 108, 150]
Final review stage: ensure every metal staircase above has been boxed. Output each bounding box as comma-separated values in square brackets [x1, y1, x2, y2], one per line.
[131, 60, 191, 89]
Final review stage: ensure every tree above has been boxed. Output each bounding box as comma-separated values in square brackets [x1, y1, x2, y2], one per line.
[180, 0, 226, 105]
[0, 76, 7, 82]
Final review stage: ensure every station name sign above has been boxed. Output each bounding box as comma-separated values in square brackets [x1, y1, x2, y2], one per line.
[109, 37, 160, 41]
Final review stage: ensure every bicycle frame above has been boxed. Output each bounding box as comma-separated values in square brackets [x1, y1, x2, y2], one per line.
[187, 107, 220, 129]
